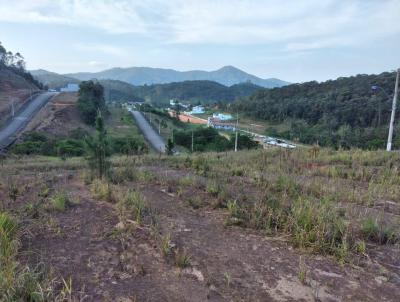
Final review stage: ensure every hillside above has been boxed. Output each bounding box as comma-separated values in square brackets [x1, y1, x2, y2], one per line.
[1, 148, 399, 301]
[32, 69, 264, 104]
[131, 80, 263, 105]
[30, 69, 80, 89]
[65, 65, 289, 88]
[0, 42, 42, 126]
[232, 71, 399, 149]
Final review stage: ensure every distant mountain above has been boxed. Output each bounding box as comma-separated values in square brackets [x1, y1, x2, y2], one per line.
[65, 66, 289, 88]
[30, 69, 79, 89]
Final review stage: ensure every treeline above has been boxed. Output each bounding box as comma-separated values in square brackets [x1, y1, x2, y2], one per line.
[0, 41, 44, 89]
[131, 80, 263, 106]
[232, 72, 399, 149]
[12, 129, 148, 157]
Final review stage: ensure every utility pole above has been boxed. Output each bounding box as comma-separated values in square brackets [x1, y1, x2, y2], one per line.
[234, 112, 239, 152]
[191, 131, 194, 152]
[387, 68, 399, 151]
[158, 119, 161, 134]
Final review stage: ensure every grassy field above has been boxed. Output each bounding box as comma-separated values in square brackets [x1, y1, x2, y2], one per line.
[0, 147, 399, 301]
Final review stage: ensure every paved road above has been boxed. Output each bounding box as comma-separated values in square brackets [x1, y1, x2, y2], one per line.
[130, 110, 166, 153]
[0, 92, 58, 149]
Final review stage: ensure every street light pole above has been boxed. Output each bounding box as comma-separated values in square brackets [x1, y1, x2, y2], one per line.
[387, 68, 399, 151]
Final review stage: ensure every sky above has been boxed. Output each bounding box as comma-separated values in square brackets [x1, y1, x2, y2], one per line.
[0, 0, 399, 83]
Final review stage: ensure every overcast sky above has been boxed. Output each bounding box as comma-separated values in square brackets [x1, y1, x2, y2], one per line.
[0, 0, 399, 82]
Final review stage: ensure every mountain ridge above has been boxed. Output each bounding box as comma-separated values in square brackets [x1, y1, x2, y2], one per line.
[62, 65, 289, 88]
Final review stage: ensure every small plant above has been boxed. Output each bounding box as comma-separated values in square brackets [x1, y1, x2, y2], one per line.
[187, 196, 203, 209]
[8, 183, 19, 203]
[161, 233, 172, 257]
[360, 217, 379, 241]
[355, 240, 366, 254]
[174, 248, 191, 268]
[298, 256, 307, 284]
[38, 186, 50, 198]
[49, 192, 70, 212]
[91, 178, 114, 202]
[223, 272, 232, 287]
[118, 191, 151, 225]
[206, 181, 220, 197]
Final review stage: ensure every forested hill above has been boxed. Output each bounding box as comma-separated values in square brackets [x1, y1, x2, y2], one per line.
[232, 72, 399, 149]
[131, 80, 263, 105]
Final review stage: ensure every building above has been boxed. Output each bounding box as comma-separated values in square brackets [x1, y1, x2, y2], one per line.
[212, 113, 233, 121]
[190, 105, 205, 114]
[60, 83, 79, 92]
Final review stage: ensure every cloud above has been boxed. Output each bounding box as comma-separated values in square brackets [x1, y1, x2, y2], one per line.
[74, 43, 127, 56]
[0, 0, 399, 50]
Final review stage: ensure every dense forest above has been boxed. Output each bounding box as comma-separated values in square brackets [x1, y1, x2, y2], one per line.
[0, 41, 43, 89]
[232, 72, 399, 149]
[131, 80, 263, 105]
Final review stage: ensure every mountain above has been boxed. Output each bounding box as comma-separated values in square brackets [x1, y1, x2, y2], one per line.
[30, 69, 79, 89]
[65, 65, 289, 88]
[130, 80, 264, 105]
[232, 71, 398, 149]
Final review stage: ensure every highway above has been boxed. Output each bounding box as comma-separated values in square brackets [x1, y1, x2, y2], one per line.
[0, 92, 58, 149]
[130, 110, 166, 153]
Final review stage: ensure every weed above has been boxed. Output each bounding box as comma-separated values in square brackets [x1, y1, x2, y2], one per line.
[298, 256, 307, 284]
[187, 196, 203, 209]
[174, 248, 191, 268]
[8, 183, 19, 203]
[49, 192, 70, 212]
[118, 191, 152, 225]
[160, 233, 172, 257]
[223, 272, 232, 287]
[360, 217, 398, 244]
[91, 178, 114, 202]
[206, 181, 221, 197]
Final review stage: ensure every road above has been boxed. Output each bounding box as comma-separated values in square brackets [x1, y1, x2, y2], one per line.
[0, 92, 58, 149]
[130, 110, 166, 153]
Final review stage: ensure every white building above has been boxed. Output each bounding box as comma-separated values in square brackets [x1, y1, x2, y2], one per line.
[212, 113, 233, 121]
[190, 105, 205, 114]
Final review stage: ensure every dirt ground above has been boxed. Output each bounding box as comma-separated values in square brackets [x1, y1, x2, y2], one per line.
[23, 92, 92, 137]
[1, 154, 399, 302]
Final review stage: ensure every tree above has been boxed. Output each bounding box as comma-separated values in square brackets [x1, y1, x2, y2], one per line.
[166, 138, 174, 155]
[85, 111, 110, 179]
[77, 81, 107, 125]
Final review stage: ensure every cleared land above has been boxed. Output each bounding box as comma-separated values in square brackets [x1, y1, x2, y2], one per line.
[0, 147, 399, 301]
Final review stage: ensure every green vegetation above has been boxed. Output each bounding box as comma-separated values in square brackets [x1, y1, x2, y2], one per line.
[12, 108, 147, 158]
[117, 191, 151, 226]
[77, 80, 107, 125]
[86, 111, 110, 179]
[49, 192, 70, 212]
[130, 80, 263, 106]
[0, 211, 66, 301]
[160, 148, 400, 261]
[12, 132, 86, 157]
[174, 127, 258, 152]
[233, 72, 399, 149]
